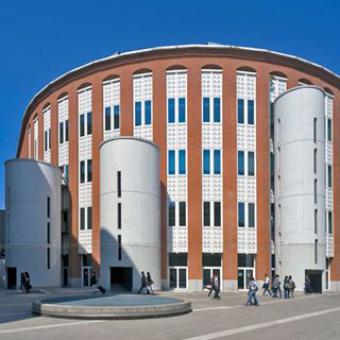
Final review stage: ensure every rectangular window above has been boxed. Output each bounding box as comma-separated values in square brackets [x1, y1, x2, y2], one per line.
[80, 161, 85, 183]
[168, 201, 175, 226]
[179, 150, 186, 175]
[314, 209, 318, 234]
[248, 100, 254, 124]
[214, 202, 221, 227]
[135, 101, 142, 126]
[248, 203, 255, 227]
[65, 121, 68, 142]
[213, 97, 221, 123]
[238, 151, 244, 176]
[117, 171, 121, 197]
[47, 248, 50, 270]
[105, 107, 111, 131]
[168, 98, 175, 123]
[168, 150, 175, 175]
[87, 160, 92, 182]
[118, 235, 122, 261]
[314, 239, 318, 264]
[314, 149, 317, 174]
[203, 150, 210, 175]
[49, 128, 51, 149]
[238, 202, 245, 227]
[47, 196, 50, 218]
[117, 203, 121, 229]
[313, 118, 317, 143]
[47, 222, 50, 244]
[179, 202, 186, 226]
[80, 207, 85, 230]
[248, 152, 255, 176]
[237, 99, 244, 124]
[114, 105, 120, 129]
[327, 165, 332, 188]
[44, 131, 48, 151]
[145, 100, 152, 125]
[178, 98, 186, 123]
[203, 97, 210, 122]
[64, 164, 69, 182]
[87, 112, 92, 135]
[87, 207, 92, 230]
[203, 202, 210, 226]
[327, 118, 332, 141]
[314, 179, 317, 204]
[80, 114, 85, 137]
[328, 211, 333, 234]
[59, 122, 64, 143]
[214, 150, 221, 174]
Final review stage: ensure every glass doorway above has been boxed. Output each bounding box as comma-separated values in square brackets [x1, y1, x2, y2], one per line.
[169, 267, 187, 289]
[237, 268, 254, 290]
[203, 267, 221, 287]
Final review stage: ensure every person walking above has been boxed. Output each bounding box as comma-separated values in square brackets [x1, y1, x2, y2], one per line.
[212, 273, 221, 300]
[288, 275, 295, 298]
[138, 271, 150, 294]
[24, 272, 31, 293]
[206, 276, 214, 297]
[245, 276, 259, 306]
[272, 275, 282, 298]
[283, 275, 290, 299]
[146, 272, 154, 294]
[90, 271, 98, 294]
[304, 275, 311, 294]
[262, 274, 271, 296]
[20, 272, 26, 292]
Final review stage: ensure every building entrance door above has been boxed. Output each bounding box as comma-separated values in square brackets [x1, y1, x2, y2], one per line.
[82, 267, 92, 287]
[203, 267, 221, 287]
[237, 268, 254, 290]
[110, 267, 132, 291]
[169, 267, 187, 290]
[7, 267, 17, 289]
[306, 270, 322, 293]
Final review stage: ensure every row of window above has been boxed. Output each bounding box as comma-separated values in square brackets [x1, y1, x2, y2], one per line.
[44, 129, 51, 152]
[135, 100, 152, 126]
[168, 98, 186, 123]
[203, 150, 221, 175]
[104, 105, 120, 131]
[79, 112, 92, 137]
[80, 160, 92, 183]
[168, 150, 186, 175]
[59, 120, 69, 144]
[168, 201, 186, 226]
[80, 206, 92, 230]
[168, 201, 254, 228]
[238, 151, 255, 176]
[238, 202, 256, 228]
[238, 99, 255, 125]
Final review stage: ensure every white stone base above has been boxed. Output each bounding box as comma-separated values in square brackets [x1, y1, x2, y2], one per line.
[188, 279, 202, 291]
[223, 280, 238, 291]
[161, 279, 169, 290]
[330, 281, 340, 291]
[69, 277, 81, 288]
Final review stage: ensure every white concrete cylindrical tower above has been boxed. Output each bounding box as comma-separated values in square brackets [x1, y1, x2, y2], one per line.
[100, 137, 160, 291]
[274, 86, 326, 291]
[5, 159, 61, 287]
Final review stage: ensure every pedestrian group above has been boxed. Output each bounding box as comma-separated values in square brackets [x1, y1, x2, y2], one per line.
[20, 272, 31, 293]
[138, 271, 155, 294]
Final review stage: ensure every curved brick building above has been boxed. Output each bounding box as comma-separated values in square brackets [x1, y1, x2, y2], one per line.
[12, 44, 340, 291]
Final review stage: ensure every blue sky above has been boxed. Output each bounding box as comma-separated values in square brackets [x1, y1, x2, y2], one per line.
[0, 0, 339, 208]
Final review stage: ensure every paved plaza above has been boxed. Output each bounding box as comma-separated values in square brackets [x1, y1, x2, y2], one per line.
[0, 289, 340, 339]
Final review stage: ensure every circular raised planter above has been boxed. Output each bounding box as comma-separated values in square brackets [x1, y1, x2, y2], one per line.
[32, 294, 192, 319]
